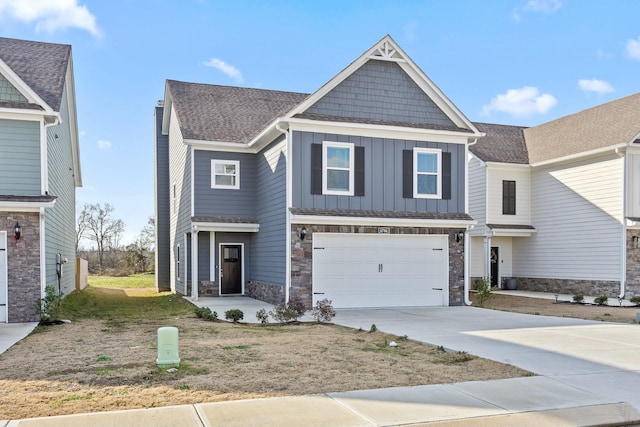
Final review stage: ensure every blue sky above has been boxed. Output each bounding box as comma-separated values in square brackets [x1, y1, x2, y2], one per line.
[1, 0, 639, 244]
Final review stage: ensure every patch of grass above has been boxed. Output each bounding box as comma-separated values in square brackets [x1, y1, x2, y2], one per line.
[177, 384, 190, 390]
[96, 355, 111, 362]
[95, 367, 117, 376]
[222, 344, 252, 350]
[177, 362, 209, 375]
[88, 274, 155, 288]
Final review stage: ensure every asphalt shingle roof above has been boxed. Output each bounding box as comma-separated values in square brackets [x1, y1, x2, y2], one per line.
[167, 80, 308, 143]
[0, 37, 71, 111]
[524, 92, 640, 164]
[470, 122, 529, 164]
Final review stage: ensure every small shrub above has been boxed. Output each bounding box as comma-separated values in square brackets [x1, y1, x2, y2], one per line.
[40, 285, 63, 322]
[573, 294, 584, 303]
[594, 295, 608, 306]
[474, 277, 492, 307]
[396, 335, 409, 341]
[270, 304, 297, 323]
[194, 307, 218, 321]
[256, 308, 269, 324]
[224, 309, 244, 323]
[311, 298, 336, 323]
[287, 296, 307, 321]
[369, 324, 377, 333]
[630, 296, 640, 306]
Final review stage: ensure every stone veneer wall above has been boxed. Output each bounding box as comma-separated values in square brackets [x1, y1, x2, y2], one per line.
[290, 224, 466, 308]
[625, 229, 640, 298]
[197, 281, 218, 297]
[1, 212, 41, 323]
[246, 280, 285, 305]
[514, 277, 620, 297]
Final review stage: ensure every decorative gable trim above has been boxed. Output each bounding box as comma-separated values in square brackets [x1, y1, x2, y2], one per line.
[0, 57, 53, 113]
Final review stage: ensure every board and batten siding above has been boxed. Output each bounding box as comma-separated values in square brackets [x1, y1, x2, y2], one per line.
[168, 104, 191, 295]
[250, 137, 287, 286]
[193, 151, 256, 218]
[513, 155, 623, 281]
[154, 106, 171, 290]
[0, 118, 40, 195]
[291, 131, 465, 214]
[486, 166, 531, 225]
[45, 84, 76, 295]
[468, 157, 486, 233]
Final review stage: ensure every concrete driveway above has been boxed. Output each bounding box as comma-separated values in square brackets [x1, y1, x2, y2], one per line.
[332, 306, 640, 411]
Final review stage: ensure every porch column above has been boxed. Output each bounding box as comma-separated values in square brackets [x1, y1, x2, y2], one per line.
[483, 236, 492, 280]
[191, 230, 199, 300]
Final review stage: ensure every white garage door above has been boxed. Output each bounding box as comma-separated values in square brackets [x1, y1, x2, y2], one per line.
[312, 233, 449, 308]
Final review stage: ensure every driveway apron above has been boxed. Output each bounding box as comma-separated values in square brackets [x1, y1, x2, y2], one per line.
[332, 306, 640, 411]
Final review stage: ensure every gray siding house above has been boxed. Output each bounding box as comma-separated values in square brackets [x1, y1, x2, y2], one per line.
[0, 37, 82, 323]
[155, 35, 481, 308]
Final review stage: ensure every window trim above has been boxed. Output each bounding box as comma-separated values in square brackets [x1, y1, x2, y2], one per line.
[413, 147, 442, 199]
[176, 243, 181, 280]
[502, 180, 516, 215]
[211, 159, 240, 190]
[322, 141, 354, 196]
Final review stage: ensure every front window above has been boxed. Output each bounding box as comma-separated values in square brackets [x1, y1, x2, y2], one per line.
[413, 148, 441, 198]
[211, 160, 240, 189]
[323, 142, 354, 195]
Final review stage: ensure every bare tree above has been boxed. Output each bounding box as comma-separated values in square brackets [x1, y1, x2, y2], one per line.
[78, 203, 125, 272]
[124, 217, 155, 273]
[76, 208, 90, 252]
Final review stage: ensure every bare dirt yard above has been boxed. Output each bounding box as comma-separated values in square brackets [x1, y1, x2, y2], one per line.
[0, 287, 532, 420]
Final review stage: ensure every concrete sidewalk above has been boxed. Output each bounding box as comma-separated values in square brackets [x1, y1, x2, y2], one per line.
[3, 377, 639, 426]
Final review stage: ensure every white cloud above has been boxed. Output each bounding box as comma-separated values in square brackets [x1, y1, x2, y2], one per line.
[625, 36, 640, 61]
[578, 78, 614, 94]
[522, 0, 562, 13]
[203, 58, 243, 83]
[0, 0, 102, 37]
[97, 140, 111, 150]
[482, 86, 557, 117]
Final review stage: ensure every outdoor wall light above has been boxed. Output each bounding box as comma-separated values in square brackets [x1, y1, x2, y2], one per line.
[455, 231, 464, 242]
[299, 227, 307, 240]
[14, 222, 21, 241]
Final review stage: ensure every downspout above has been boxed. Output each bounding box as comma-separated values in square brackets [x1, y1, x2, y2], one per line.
[616, 148, 626, 299]
[275, 120, 291, 303]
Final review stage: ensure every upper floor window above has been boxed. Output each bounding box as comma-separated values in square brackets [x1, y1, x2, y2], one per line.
[211, 160, 240, 190]
[502, 180, 516, 215]
[413, 148, 441, 199]
[323, 142, 354, 196]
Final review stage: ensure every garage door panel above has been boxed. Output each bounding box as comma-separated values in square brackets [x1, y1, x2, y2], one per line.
[312, 233, 449, 308]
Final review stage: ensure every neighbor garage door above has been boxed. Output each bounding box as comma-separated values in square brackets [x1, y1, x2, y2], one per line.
[312, 233, 448, 308]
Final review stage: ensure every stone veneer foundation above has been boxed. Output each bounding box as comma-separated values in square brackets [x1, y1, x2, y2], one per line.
[246, 280, 285, 305]
[511, 277, 622, 298]
[625, 229, 640, 298]
[290, 224, 466, 309]
[1, 212, 41, 323]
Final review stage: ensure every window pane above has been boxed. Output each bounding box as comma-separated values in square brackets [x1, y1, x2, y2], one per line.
[326, 147, 350, 168]
[417, 153, 437, 173]
[417, 174, 437, 195]
[215, 175, 235, 186]
[215, 163, 236, 174]
[326, 169, 350, 191]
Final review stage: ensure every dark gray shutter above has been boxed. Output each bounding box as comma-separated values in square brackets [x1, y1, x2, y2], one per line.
[354, 146, 365, 196]
[442, 151, 451, 200]
[403, 149, 413, 198]
[311, 143, 322, 195]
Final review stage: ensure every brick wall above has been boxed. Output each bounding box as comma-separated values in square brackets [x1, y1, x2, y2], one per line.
[1, 212, 41, 322]
[290, 224, 466, 308]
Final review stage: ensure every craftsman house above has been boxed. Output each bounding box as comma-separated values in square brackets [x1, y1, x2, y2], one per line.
[468, 93, 640, 299]
[0, 37, 81, 322]
[155, 35, 482, 308]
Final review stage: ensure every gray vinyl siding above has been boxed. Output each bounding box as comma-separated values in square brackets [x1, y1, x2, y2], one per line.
[0, 73, 28, 103]
[0, 118, 40, 195]
[154, 106, 170, 290]
[193, 151, 256, 218]
[291, 131, 465, 214]
[198, 231, 210, 280]
[168, 105, 191, 295]
[44, 83, 76, 296]
[251, 136, 287, 285]
[305, 60, 455, 128]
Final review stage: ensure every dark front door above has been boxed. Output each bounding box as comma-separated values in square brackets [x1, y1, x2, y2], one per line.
[221, 245, 242, 294]
[490, 246, 499, 288]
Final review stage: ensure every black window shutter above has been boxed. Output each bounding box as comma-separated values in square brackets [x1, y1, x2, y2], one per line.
[442, 151, 451, 200]
[403, 149, 413, 198]
[354, 146, 365, 196]
[311, 143, 322, 195]
[502, 180, 516, 215]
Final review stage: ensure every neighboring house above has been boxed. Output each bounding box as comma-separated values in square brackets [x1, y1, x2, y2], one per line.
[469, 93, 640, 299]
[0, 37, 82, 323]
[155, 35, 483, 309]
